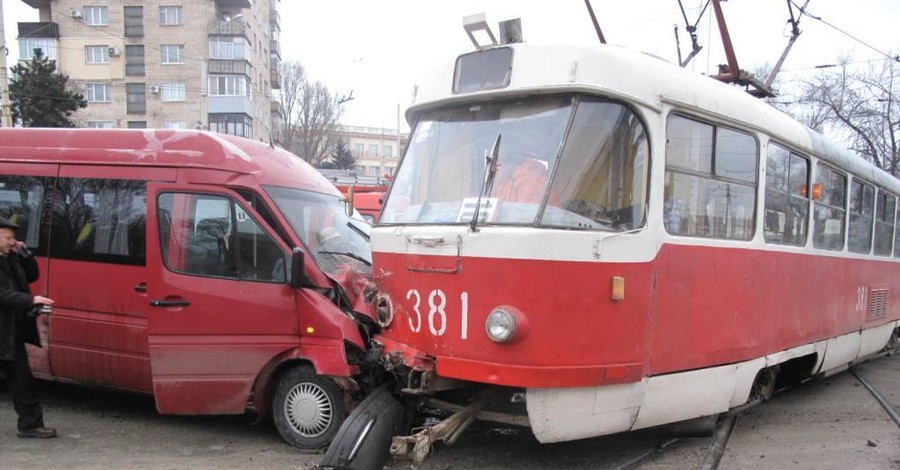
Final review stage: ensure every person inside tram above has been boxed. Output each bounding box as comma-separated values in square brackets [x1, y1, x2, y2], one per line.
[491, 150, 550, 204]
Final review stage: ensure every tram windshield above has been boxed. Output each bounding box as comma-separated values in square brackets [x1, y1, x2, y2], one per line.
[381, 95, 649, 231]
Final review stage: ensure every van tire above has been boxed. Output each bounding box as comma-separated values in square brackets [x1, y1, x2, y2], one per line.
[272, 365, 347, 449]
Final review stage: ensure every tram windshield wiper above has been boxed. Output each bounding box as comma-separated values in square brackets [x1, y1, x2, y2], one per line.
[471, 132, 502, 232]
[317, 250, 373, 266]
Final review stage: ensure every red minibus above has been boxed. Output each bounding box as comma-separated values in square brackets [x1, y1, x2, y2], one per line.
[0, 128, 377, 449]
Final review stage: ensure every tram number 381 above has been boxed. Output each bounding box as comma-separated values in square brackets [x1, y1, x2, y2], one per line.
[406, 289, 469, 339]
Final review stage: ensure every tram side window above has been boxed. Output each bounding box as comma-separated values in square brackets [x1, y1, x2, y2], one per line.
[873, 190, 895, 257]
[847, 179, 875, 254]
[0, 175, 47, 252]
[543, 99, 649, 231]
[812, 165, 847, 251]
[663, 115, 757, 239]
[50, 178, 147, 265]
[763, 144, 809, 246]
[894, 205, 900, 259]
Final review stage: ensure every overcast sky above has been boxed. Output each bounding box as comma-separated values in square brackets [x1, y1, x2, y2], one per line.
[3, 0, 899, 130]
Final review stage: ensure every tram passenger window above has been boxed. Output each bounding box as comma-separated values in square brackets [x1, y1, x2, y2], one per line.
[812, 165, 846, 251]
[873, 190, 895, 257]
[894, 205, 900, 259]
[542, 99, 648, 231]
[664, 115, 757, 240]
[763, 144, 809, 246]
[847, 179, 875, 254]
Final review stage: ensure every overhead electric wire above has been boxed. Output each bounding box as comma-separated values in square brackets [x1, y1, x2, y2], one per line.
[789, 0, 899, 63]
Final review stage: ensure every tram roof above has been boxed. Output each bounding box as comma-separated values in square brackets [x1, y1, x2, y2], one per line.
[409, 43, 900, 193]
[0, 128, 340, 195]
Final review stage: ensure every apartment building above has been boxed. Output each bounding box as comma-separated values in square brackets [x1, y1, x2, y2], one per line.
[334, 125, 408, 178]
[16, 0, 282, 140]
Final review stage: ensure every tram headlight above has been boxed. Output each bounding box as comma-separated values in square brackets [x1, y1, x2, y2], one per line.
[485, 308, 517, 343]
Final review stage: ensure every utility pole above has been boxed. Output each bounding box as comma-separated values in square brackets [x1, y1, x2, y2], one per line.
[0, 0, 12, 127]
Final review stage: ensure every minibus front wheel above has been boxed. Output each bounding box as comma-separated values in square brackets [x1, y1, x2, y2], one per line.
[272, 365, 347, 449]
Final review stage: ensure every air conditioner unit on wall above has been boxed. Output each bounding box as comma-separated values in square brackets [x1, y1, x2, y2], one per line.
[69, 8, 82, 18]
[108, 47, 121, 57]
[149, 86, 160, 93]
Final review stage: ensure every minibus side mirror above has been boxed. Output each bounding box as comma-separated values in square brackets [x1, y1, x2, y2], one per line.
[289, 248, 306, 289]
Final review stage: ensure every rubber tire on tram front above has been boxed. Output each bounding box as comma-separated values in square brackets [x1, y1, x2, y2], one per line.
[319, 385, 405, 470]
[272, 365, 347, 449]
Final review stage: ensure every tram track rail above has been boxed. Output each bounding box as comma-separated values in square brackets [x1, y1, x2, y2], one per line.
[850, 367, 900, 429]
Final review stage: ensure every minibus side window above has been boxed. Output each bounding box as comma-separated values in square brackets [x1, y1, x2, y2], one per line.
[0, 175, 46, 251]
[157, 192, 284, 282]
[50, 177, 147, 265]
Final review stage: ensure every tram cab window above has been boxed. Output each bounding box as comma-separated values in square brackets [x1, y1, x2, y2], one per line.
[873, 190, 895, 257]
[812, 164, 847, 251]
[763, 144, 809, 246]
[847, 179, 875, 254]
[542, 99, 648, 231]
[664, 115, 757, 239]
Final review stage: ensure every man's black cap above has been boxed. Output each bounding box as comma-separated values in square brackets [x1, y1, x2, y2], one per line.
[0, 217, 21, 231]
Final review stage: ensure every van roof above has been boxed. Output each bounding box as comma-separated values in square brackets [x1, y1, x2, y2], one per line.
[0, 128, 340, 195]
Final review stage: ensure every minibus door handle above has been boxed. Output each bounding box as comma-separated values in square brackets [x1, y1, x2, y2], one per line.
[149, 298, 190, 308]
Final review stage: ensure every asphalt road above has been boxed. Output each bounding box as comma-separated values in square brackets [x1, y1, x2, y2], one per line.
[1, 354, 898, 470]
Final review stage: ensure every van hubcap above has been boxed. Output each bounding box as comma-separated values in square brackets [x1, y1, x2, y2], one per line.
[284, 382, 333, 437]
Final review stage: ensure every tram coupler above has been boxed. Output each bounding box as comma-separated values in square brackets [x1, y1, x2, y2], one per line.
[389, 394, 490, 462]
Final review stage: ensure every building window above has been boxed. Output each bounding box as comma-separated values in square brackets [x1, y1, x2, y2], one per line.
[208, 75, 247, 96]
[125, 45, 145, 76]
[162, 121, 186, 129]
[209, 37, 247, 60]
[18, 38, 57, 61]
[159, 6, 183, 25]
[664, 114, 758, 239]
[763, 143, 809, 246]
[85, 45, 110, 64]
[127, 121, 147, 129]
[160, 82, 186, 102]
[85, 83, 112, 103]
[368, 144, 378, 156]
[124, 6, 144, 37]
[382, 145, 393, 158]
[812, 164, 847, 251]
[126, 83, 146, 115]
[160, 45, 184, 64]
[83, 6, 108, 26]
[87, 121, 114, 129]
[353, 143, 364, 156]
[209, 113, 252, 139]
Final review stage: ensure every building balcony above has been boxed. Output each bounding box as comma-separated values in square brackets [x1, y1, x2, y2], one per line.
[208, 59, 252, 77]
[20, 0, 49, 8]
[270, 8, 281, 32]
[214, 0, 251, 9]
[207, 18, 248, 38]
[18, 22, 58, 38]
[207, 95, 254, 115]
[271, 99, 283, 119]
[271, 68, 281, 89]
[270, 40, 280, 59]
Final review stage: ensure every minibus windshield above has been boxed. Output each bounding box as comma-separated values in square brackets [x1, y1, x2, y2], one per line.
[265, 186, 372, 274]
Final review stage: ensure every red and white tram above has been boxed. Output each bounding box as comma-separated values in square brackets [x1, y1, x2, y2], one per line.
[325, 30, 900, 466]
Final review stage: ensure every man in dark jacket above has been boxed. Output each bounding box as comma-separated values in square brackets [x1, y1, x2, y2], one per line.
[0, 216, 56, 438]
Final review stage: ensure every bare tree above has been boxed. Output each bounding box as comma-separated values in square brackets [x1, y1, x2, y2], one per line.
[782, 56, 900, 177]
[277, 61, 348, 165]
